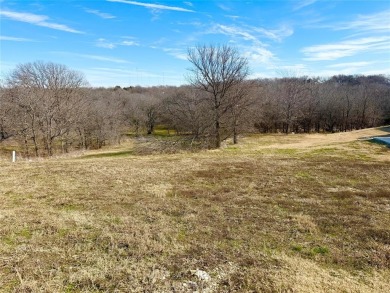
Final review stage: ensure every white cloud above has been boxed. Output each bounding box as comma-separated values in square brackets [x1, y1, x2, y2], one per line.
[0, 35, 32, 42]
[212, 24, 258, 42]
[79, 54, 130, 63]
[218, 4, 231, 12]
[326, 61, 374, 68]
[175, 20, 203, 29]
[95, 37, 140, 48]
[274, 64, 308, 73]
[358, 68, 390, 76]
[336, 10, 390, 33]
[184, 2, 193, 7]
[162, 48, 187, 60]
[254, 25, 294, 42]
[206, 23, 288, 68]
[0, 10, 83, 33]
[85, 8, 116, 19]
[293, 0, 317, 11]
[96, 38, 116, 49]
[313, 65, 390, 78]
[225, 15, 240, 21]
[121, 40, 139, 46]
[302, 36, 390, 61]
[82, 67, 184, 86]
[211, 23, 293, 43]
[52, 51, 129, 63]
[242, 46, 276, 65]
[107, 0, 194, 12]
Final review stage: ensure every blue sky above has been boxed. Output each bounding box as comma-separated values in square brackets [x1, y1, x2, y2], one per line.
[1, 0, 389, 87]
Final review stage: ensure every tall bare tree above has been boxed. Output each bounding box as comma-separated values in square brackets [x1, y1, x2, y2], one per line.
[5, 61, 88, 155]
[187, 45, 249, 148]
[162, 86, 211, 139]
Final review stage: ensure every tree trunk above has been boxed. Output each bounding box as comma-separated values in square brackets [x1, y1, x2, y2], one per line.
[233, 126, 238, 144]
[215, 121, 221, 148]
[31, 131, 39, 157]
[24, 135, 29, 158]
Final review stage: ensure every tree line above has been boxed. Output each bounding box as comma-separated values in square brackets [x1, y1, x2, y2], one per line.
[1, 46, 389, 156]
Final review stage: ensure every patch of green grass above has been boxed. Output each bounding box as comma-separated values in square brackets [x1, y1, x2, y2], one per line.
[309, 148, 338, 155]
[82, 150, 134, 159]
[226, 145, 240, 152]
[153, 129, 177, 137]
[291, 244, 303, 252]
[2, 235, 16, 246]
[64, 283, 78, 293]
[153, 125, 177, 137]
[311, 246, 330, 255]
[17, 227, 32, 239]
[60, 203, 81, 211]
[177, 228, 187, 242]
[295, 171, 312, 179]
[57, 228, 70, 238]
[1, 277, 19, 293]
[273, 148, 298, 155]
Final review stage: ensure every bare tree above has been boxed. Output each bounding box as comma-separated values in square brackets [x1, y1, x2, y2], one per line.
[5, 61, 88, 156]
[0, 86, 15, 141]
[277, 77, 310, 134]
[162, 86, 211, 140]
[226, 80, 256, 144]
[187, 45, 249, 148]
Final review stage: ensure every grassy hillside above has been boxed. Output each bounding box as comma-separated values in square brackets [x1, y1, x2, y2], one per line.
[0, 127, 389, 292]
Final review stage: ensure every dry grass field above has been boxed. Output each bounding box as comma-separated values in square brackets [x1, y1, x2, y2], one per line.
[0, 127, 389, 292]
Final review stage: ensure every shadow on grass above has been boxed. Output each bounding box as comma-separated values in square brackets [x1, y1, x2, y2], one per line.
[378, 125, 390, 133]
[370, 137, 390, 148]
[81, 150, 134, 159]
[358, 125, 390, 141]
[365, 126, 390, 148]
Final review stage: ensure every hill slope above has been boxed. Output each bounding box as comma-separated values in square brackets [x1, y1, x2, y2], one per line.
[0, 128, 389, 292]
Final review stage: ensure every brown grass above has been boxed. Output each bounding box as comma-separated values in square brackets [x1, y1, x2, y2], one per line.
[0, 127, 389, 292]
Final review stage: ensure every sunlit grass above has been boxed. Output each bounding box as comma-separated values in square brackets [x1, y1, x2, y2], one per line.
[0, 127, 389, 292]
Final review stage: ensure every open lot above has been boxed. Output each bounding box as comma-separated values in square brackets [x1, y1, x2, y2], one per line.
[0, 127, 389, 292]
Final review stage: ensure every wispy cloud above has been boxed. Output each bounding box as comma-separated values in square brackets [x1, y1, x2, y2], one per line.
[242, 46, 276, 65]
[293, 0, 317, 11]
[85, 8, 116, 19]
[302, 36, 390, 61]
[52, 51, 129, 63]
[335, 10, 390, 33]
[273, 64, 308, 73]
[0, 35, 32, 42]
[107, 0, 194, 12]
[211, 23, 293, 43]
[218, 4, 231, 12]
[312, 10, 390, 34]
[95, 37, 139, 49]
[96, 38, 116, 49]
[0, 10, 83, 33]
[213, 24, 257, 42]
[77, 54, 129, 64]
[253, 25, 294, 42]
[121, 40, 139, 46]
[225, 15, 240, 21]
[313, 64, 390, 77]
[82, 67, 184, 86]
[162, 48, 187, 60]
[206, 23, 287, 67]
[326, 61, 374, 68]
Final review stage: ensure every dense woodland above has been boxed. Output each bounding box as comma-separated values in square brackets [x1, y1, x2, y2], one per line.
[1, 58, 389, 157]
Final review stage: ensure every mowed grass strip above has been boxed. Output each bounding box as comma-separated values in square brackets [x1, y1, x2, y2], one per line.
[0, 131, 389, 292]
